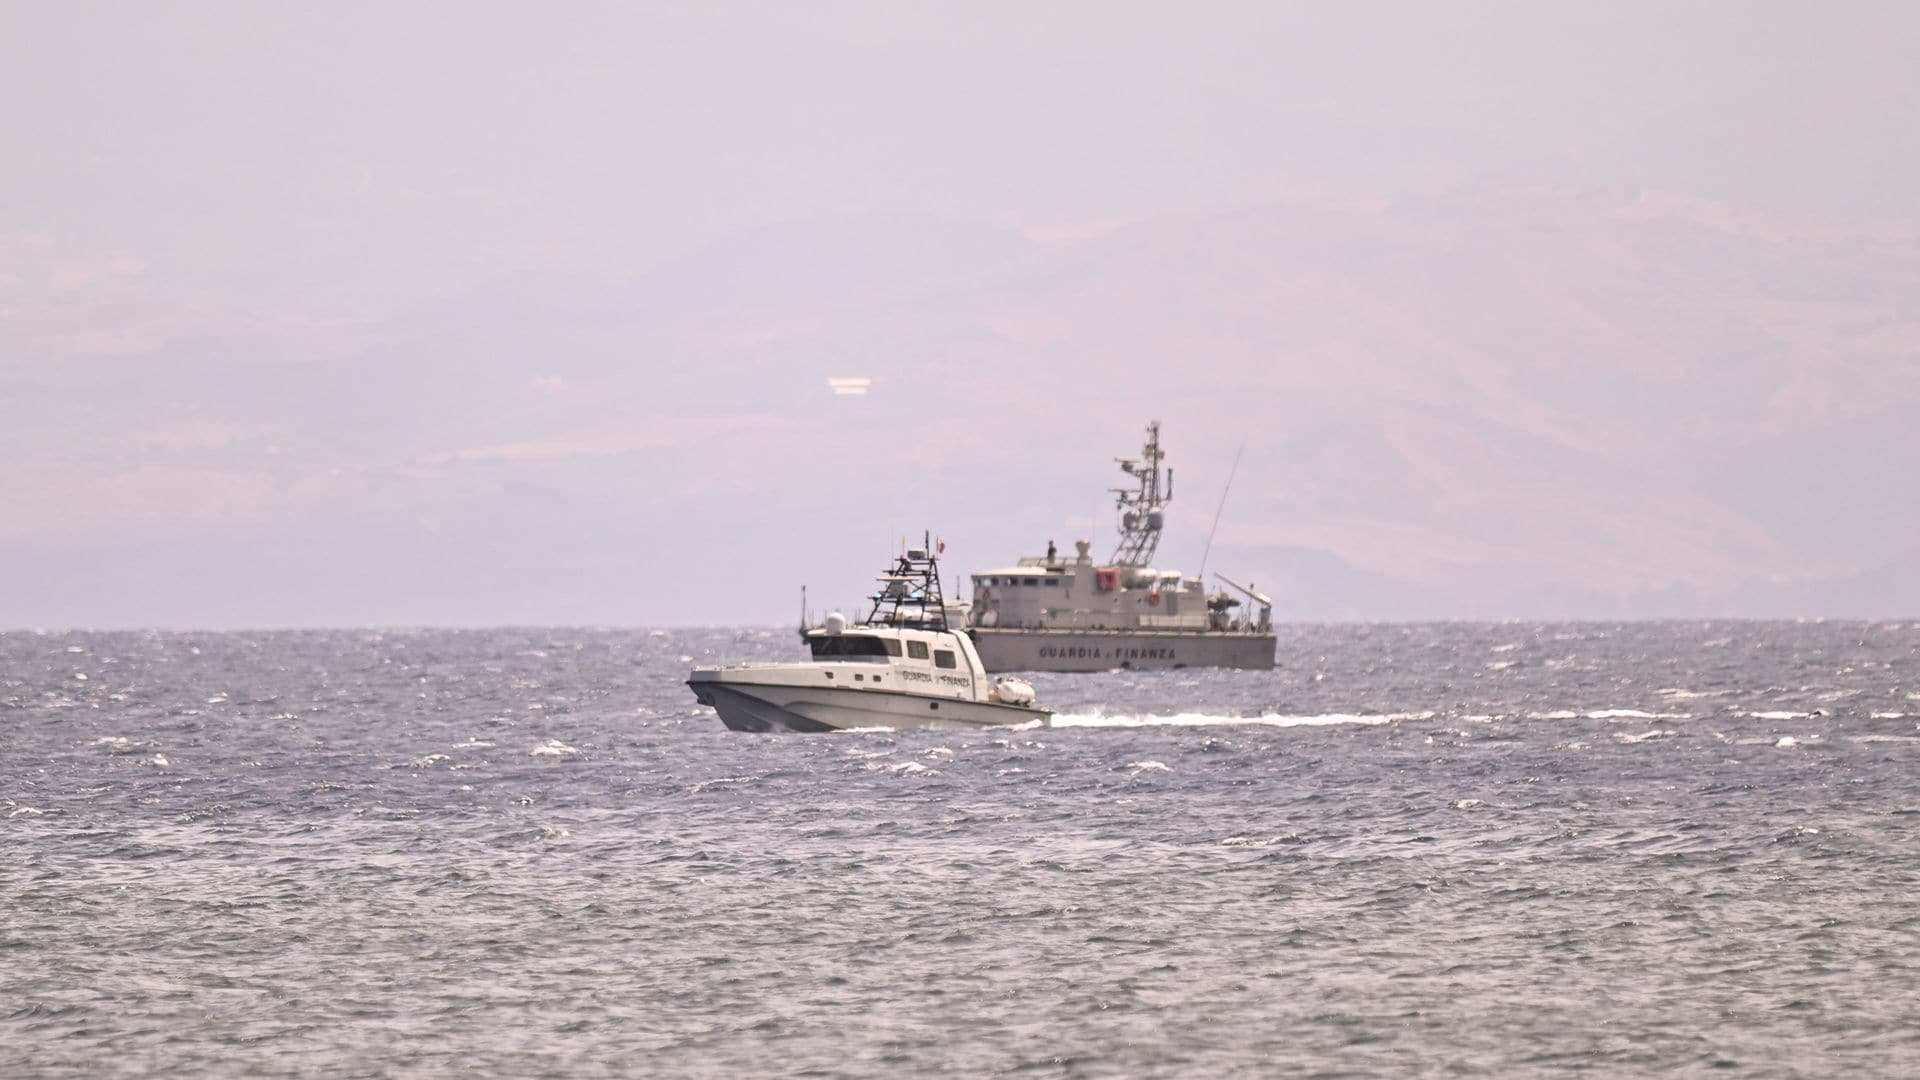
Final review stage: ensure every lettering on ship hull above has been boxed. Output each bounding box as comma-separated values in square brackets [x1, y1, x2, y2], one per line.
[1037, 646, 1177, 661]
[969, 630, 1277, 671]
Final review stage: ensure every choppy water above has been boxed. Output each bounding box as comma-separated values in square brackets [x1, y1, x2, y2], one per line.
[5, 621, 1919, 1077]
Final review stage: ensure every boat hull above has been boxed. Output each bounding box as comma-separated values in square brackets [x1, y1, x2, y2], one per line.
[687, 673, 1050, 733]
[968, 628, 1275, 672]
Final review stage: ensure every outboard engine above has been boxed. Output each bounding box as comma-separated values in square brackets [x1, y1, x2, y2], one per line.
[989, 676, 1036, 706]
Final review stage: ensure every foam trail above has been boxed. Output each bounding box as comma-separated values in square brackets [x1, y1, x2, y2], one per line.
[1050, 711, 1428, 729]
[1527, 708, 1691, 721]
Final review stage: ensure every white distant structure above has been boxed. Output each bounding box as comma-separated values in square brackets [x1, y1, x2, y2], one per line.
[827, 377, 872, 396]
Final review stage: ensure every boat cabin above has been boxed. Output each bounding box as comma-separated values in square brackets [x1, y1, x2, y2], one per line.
[800, 622, 989, 699]
[968, 539, 1229, 631]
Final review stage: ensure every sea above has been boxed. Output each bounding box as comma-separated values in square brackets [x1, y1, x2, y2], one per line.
[4, 621, 1917, 1077]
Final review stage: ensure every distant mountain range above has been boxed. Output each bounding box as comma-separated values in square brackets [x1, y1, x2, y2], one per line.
[5, 188, 1917, 626]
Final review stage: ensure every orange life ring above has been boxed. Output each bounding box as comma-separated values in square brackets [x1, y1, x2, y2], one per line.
[1146, 590, 1161, 606]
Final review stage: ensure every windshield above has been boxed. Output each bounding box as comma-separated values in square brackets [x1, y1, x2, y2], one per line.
[808, 635, 899, 661]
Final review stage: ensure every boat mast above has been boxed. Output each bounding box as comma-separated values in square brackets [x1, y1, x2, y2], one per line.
[1110, 420, 1168, 567]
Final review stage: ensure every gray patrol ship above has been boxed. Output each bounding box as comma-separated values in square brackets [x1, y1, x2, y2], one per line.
[964, 421, 1276, 672]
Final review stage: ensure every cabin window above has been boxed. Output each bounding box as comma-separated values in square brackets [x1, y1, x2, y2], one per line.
[1022, 577, 1038, 586]
[809, 636, 891, 661]
[1045, 578, 1059, 587]
[854, 673, 864, 681]
[934, 649, 956, 669]
[907, 641, 929, 660]
[881, 638, 902, 656]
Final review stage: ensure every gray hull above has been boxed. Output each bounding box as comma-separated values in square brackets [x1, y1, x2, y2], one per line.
[688, 678, 1049, 733]
[969, 628, 1276, 672]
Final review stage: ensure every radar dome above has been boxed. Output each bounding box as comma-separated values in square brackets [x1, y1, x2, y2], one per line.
[824, 612, 848, 634]
[1145, 508, 1164, 530]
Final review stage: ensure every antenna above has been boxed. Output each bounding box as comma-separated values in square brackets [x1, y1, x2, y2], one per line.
[1197, 438, 1245, 582]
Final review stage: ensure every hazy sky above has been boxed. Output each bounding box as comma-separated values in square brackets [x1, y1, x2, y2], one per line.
[4, 1, 1918, 627]
[9, 1, 1913, 302]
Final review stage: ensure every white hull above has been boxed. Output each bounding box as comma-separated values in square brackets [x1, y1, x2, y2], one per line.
[687, 671, 1049, 733]
[969, 628, 1275, 672]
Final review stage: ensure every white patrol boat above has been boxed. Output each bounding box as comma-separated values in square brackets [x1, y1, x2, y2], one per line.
[965, 421, 1277, 672]
[687, 538, 1049, 733]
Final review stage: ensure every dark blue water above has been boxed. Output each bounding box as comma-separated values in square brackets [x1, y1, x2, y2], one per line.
[5, 622, 1918, 1076]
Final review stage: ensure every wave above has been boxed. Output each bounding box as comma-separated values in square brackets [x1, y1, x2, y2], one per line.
[1656, 687, 1734, 700]
[1613, 729, 1680, 743]
[1525, 709, 1692, 721]
[689, 776, 756, 793]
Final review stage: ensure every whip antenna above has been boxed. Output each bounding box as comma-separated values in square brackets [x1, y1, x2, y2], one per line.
[1197, 438, 1245, 582]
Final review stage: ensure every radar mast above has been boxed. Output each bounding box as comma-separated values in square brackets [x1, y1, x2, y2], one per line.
[864, 532, 949, 630]
[1110, 420, 1170, 566]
